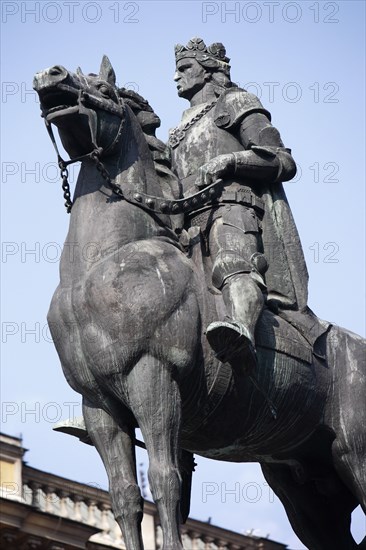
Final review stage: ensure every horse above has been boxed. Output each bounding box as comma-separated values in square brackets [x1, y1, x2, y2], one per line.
[33, 56, 366, 550]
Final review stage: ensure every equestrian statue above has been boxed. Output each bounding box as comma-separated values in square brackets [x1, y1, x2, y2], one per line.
[33, 47, 365, 550]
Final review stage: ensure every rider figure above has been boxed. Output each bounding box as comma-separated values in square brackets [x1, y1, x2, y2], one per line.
[169, 38, 298, 375]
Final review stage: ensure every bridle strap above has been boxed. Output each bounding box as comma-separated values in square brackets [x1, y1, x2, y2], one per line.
[42, 92, 225, 216]
[42, 90, 126, 213]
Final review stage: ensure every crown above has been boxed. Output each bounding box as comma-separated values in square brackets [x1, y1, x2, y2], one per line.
[175, 37, 230, 66]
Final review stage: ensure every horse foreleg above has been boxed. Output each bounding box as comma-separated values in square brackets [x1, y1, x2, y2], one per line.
[126, 355, 183, 550]
[82, 399, 144, 550]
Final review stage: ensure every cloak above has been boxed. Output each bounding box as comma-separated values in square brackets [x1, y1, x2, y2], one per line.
[213, 87, 309, 311]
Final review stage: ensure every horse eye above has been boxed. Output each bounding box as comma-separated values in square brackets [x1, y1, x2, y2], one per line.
[99, 85, 110, 96]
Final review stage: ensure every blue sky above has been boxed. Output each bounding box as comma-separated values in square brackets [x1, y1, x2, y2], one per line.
[1, 1, 365, 548]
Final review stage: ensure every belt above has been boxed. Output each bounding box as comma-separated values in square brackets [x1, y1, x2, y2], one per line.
[183, 175, 265, 215]
[220, 187, 265, 214]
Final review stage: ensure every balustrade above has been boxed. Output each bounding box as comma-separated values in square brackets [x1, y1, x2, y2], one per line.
[22, 466, 125, 548]
[5, 465, 275, 550]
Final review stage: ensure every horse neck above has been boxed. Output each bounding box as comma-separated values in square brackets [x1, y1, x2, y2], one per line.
[114, 106, 165, 198]
[73, 105, 164, 201]
[61, 109, 172, 275]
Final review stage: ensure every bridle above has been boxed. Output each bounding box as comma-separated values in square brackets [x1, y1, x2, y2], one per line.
[43, 88, 126, 213]
[43, 85, 224, 216]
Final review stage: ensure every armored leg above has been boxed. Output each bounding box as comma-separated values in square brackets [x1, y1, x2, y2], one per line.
[207, 273, 264, 374]
[206, 206, 266, 374]
[222, 271, 264, 344]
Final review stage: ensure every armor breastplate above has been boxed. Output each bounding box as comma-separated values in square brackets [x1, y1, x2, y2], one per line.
[170, 104, 243, 195]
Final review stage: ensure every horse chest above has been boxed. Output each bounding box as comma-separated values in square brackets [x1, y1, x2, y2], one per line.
[49, 241, 200, 393]
[48, 261, 134, 393]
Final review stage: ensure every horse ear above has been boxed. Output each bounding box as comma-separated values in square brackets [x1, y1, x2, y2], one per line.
[76, 66, 84, 77]
[99, 55, 116, 85]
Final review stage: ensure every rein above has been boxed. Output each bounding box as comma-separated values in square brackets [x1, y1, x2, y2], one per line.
[44, 116, 125, 213]
[43, 91, 224, 216]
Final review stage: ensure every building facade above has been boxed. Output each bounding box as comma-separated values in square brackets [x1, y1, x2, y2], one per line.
[0, 433, 287, 550]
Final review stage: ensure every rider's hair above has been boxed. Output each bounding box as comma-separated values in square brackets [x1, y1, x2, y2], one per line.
[195, 57, 238, 96]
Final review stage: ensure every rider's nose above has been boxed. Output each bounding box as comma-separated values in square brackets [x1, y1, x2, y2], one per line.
[174, 72, 180, 82]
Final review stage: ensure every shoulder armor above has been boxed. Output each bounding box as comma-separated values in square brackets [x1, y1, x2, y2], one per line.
[214, 88, 271, 130]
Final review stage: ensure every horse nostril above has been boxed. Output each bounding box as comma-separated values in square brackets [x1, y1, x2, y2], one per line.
[49, 65, 64, 76]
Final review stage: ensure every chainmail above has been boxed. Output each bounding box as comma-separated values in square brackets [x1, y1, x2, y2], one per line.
[168, 100, 217, 149]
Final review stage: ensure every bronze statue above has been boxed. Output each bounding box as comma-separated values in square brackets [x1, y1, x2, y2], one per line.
[169, 37, 307, 376]
[33, 53, 366, 550]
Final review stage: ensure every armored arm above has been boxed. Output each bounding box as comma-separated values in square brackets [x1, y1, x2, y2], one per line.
[232, 112, 297, 183]
[196, 89, 296, 187]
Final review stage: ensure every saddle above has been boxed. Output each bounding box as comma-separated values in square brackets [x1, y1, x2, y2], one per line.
[255, 308, 330, 365]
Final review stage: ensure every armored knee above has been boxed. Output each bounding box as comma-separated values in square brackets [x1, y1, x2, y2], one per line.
[212, 250, 267, 290]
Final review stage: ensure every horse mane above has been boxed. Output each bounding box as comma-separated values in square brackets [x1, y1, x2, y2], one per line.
[118, 87, 182, 205]
[118, 87, 167, 158]
[118, 87, 153, 113]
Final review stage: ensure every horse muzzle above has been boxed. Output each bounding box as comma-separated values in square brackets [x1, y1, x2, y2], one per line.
[33, 65, 81, 122]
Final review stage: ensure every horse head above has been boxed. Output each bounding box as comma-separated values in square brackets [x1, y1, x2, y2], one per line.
[33, 55, 125, 160]
[34, 56, 174, 221]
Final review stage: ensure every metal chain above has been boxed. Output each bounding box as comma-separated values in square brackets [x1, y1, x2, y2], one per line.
[58, 151, 125, 214]
[60, 166, 73, 213]
[58, 149, 224, 217]
[57, 123, 225, 216]
[90, 151, 124, 198]
[168, 99, 217, 148]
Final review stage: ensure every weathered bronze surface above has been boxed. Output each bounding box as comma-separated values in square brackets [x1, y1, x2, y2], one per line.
[34, 49, 366, 550]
